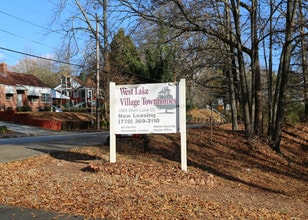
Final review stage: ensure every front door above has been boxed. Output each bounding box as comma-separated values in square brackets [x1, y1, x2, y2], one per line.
[17, 94, 23, 107]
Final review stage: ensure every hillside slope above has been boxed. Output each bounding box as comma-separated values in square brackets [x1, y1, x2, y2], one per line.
[0, 124, 307, 219]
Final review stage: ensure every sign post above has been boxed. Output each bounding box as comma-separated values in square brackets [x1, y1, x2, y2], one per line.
[109, 82, 116, 163]
[109, 79, 187, 170]
[179, 79, 187, 171]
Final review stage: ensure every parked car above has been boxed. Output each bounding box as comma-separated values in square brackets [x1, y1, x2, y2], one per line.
[51, 105, 63, 112]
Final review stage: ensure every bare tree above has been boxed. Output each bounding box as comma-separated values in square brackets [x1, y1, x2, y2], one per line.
[11, 57, 61, 88]
[298, 0, 308, 121]
[48, 0, 307, 149]
[49, 0, 134, 123]
[120, 0, 307, 149]
[270, 0, 299, 152]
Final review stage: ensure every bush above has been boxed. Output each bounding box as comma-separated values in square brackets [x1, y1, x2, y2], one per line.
[101, 119, 109, 128]
[0, 126, 9, 134]
[16, 106, 32, 112]
[6, 107, 14, 111]
[186, 100, 196, 112]
[39, 106, 51, 112]
[286, 111, 300, 125]
[285, 103, 305, 125]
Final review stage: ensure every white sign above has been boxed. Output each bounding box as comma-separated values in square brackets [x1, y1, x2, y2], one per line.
[113, 83, 178, 134]
[109, 79, 187, 171]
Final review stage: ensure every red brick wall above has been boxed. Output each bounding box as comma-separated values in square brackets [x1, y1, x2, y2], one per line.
[0, 111, 62, 131]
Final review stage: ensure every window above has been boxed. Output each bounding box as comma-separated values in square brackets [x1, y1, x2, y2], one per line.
[88, 90, 93, 99]
[61, 77, 71, 88]
[67, 78, 71, 87]
[17, 90, 25, 94]
[28, 96, 39, 102]
[73, 91, 79, 98]
[65, 90, 71, 97]
[41, 93, 51, 103]
[61, 77, 65, 84]
[6, 94, 13, 100]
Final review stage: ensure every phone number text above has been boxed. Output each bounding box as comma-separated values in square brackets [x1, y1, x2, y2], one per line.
[118, 118, 160, 124]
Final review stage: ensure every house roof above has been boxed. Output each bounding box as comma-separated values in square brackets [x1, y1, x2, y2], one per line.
[0, 70, 50, 88]
[71, 76, 96, 88]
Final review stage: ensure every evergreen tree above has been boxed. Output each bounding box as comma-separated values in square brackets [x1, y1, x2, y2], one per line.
[143, 23, 177, 83]
[110, 28, 146, 81]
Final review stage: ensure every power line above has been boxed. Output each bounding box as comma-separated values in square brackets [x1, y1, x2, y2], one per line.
[0, 45, 186, 84]
[0, 28, 55, 50]
[0, 8, 68, 52]
[0, 7, 90, 50]
[0, 46, 83, 67]
[0, 9, 59, 34]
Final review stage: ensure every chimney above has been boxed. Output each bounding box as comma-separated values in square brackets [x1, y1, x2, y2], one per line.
[0, 63, 8, 74]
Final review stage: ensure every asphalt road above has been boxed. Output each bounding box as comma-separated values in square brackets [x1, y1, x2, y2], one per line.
[0, 204, 85, 220]
[0, 122, 109, 163]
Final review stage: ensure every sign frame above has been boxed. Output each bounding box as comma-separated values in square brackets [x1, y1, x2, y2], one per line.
[109, 79, 187, 171]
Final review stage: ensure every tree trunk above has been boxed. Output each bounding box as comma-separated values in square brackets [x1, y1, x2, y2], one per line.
[251, 0, 263, 135]
[271, 0, 298, 152]
[267, 0, 274, 138]
[225, 1, 238, 130]
[228, 62, 239, 130]
[231, 0, 252, 136]
[299, 0, 308, 122]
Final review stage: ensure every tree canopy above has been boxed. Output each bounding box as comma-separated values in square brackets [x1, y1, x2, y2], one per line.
[26, 0, 308, 152]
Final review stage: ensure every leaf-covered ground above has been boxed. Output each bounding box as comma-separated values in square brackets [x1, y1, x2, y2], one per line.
[0, 124, 307, 219]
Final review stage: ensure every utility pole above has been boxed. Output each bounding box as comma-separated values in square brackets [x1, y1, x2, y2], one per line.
[102, 0, 109, 120]
[96, 14, 100, 130]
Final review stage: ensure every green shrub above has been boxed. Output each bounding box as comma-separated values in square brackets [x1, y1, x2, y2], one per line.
[41, 106, 51, 111]
[186, 99, 196, 111]
[101, 119, 109, 128]
[6, 107, 14, 111]
[285, 103, 305, 125]
[0, 126, 9, 134]
[16, 106, 32, 112]
[186, 114, 193, 123]
[285, 111, 300, 125]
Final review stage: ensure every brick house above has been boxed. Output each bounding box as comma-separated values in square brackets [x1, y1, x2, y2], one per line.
[0, 62, 52, 111]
